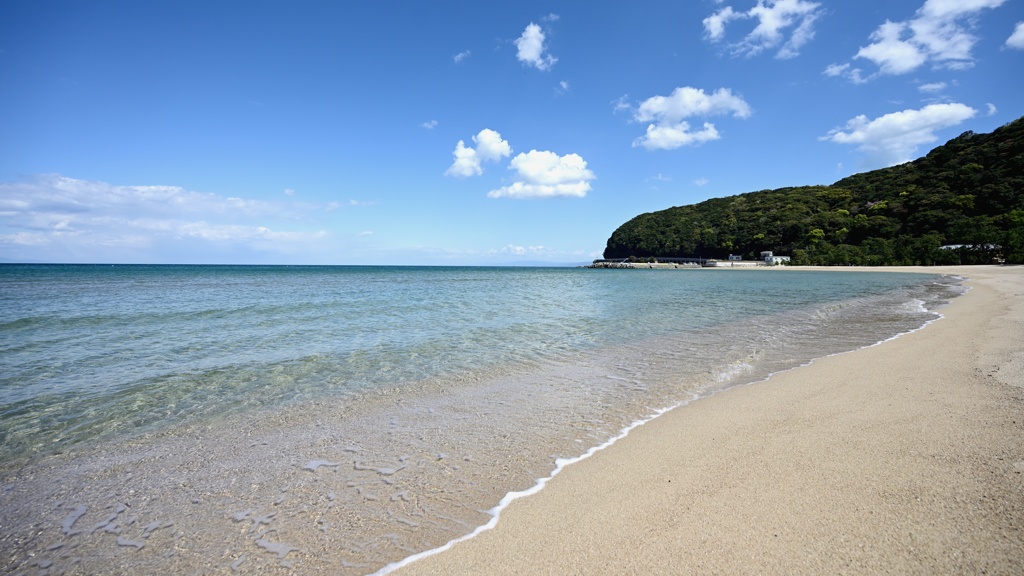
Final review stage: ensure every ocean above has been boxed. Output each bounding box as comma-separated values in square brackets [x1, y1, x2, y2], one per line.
[0, 264, 965, 574]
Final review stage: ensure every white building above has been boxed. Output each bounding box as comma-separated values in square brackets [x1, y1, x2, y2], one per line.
[760, 251, 791, 266]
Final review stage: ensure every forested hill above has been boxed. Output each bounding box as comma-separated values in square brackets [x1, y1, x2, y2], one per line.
[603, 117, 1024, 265]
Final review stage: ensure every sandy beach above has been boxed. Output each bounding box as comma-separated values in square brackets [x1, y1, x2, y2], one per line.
[395, 265, 1024, 575]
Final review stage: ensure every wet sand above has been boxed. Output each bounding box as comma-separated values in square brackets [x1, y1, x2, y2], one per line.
[395, 265, 1024, 575]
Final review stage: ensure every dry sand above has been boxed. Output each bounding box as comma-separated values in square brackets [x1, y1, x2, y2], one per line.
[395, 265, 1024, 575]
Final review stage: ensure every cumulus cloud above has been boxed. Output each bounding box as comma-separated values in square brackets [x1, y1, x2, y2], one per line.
[444, 129, 513, 178]
[833, 0, 1008, 80]
[630, 87, 751, 150]
[821, 103, 977, 167]
[918, 81, 947, 92]
[1007, 22, 1024, 48]
[555, 80, 570, 96]
[422, 120, 438, 129]
[637, 123, 721, 149]
[694, 178, 709, 186]
[453, 50, 471, 63]
[987, 103, 998, 115]
[703, 0, 823, 59]
[488, 150, 595, 199]
[516, 23, 557, 70]
[0, 174, 333, 262]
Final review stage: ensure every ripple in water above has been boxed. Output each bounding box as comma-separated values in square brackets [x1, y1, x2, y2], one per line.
[0, 265, 964, 574]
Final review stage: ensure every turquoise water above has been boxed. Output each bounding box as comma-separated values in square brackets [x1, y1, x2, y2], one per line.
[1, 264, 943, 461]
[0, 264, 964, 574]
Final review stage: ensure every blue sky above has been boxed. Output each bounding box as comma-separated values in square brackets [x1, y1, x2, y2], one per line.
[1, 0, 1022, 264]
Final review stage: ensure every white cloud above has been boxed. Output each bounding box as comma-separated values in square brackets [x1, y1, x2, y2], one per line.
[704, 6, 740, 41]
[918, 81, 947, 92]
[631, 87, 751, 150]
[541, 13, 559, 22]
[422, 120, 438, 129]
[646, 173, 672, 182]
[284, 188, 295, 195]
[357, 231, 373, 236]
[986, 103, 998, 115]
[1, 231, 51, 246]
[821, 103, 977, 167]
[856, 21, 928, 75]
[612, 94, 632, 113]
[507, 151, 594, 185]
[480, 243, 591, 261]
[635, 87, 752, 124]
[153, 222, 323, 243]
[0, 174, 281, 222]
[476, 244, 579, 257]
[694, 178, 709, 186]
[0, 174, 333, 262]
[636, 122, 721, 149]
[454, 50, 471, 63]
[703, 0, 823, 59]
[487, 150, 595, 199]
[444, 129, 513, 178]
[1007, 22, 1024, 48]
[824, 63, 849, 76]
[515, 23, 557, 70]
[824, 62, 870, 83]
[325, 199, 375, 212]
[844, 0, 1008, 78]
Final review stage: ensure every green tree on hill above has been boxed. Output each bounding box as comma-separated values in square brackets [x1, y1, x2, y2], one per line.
[603, 117, 1024, 265]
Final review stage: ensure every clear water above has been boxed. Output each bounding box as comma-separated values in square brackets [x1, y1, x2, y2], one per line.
[0, 264, 964, 574]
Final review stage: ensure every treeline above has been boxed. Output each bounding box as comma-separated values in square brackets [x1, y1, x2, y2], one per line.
[603, 117, 1024, 265]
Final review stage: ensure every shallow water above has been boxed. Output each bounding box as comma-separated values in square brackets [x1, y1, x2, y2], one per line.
[0, 265, 964, 574]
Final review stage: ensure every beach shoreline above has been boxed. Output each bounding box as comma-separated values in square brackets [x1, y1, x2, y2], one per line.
[394, 265, 1024, 575]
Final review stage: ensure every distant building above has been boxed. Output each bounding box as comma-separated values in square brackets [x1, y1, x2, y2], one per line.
[704, 260, 763, 267]
[728, 254, 743, 261]
[939, 244, 1002, 250]
[760, 251, 791, 266]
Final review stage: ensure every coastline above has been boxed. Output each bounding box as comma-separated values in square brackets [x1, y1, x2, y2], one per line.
[0, 266, 964, 575]
[394, 265, 1024, 575]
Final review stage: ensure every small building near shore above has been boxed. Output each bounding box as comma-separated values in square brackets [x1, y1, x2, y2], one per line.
[760, 251, 791, 266]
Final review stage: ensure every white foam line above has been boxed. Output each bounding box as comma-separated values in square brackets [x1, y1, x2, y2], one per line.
[367, 394, 697, 576]
[368, 279, 969, 576]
